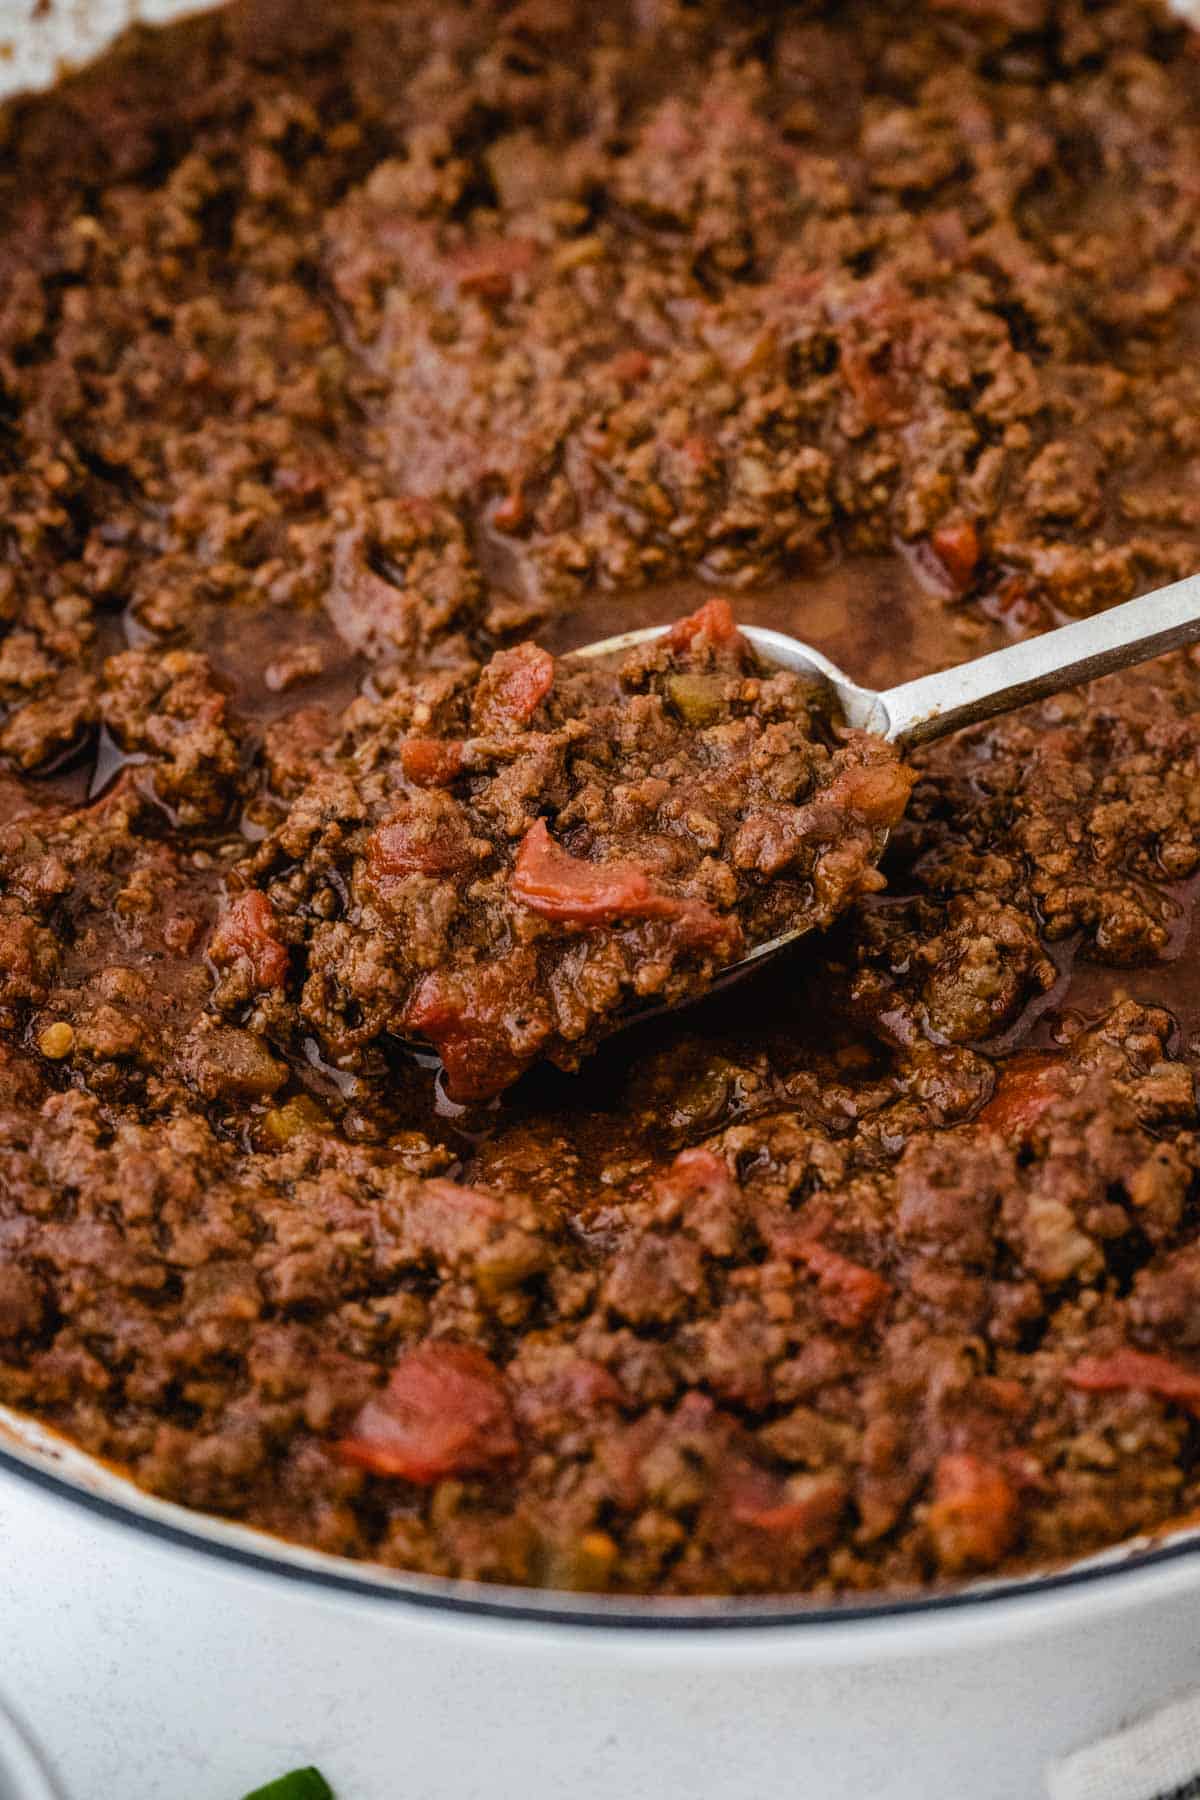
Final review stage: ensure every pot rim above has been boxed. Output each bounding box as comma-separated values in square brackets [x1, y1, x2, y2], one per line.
[5, 1408, 1200, 1637]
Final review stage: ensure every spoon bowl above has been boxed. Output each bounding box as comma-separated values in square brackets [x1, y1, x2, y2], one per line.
[397, 570, 1200, 1063]
[566, 620, 883, 729]
[562, 571, 1200, 999]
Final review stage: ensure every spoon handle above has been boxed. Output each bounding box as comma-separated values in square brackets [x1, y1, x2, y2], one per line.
[878, 570, 1200, 748]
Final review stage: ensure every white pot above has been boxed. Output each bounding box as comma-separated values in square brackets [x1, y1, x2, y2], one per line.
[2, 1418, 1200, 1800]
[0, 1694, 63, 1800]
[3, 5, 1200, 1797]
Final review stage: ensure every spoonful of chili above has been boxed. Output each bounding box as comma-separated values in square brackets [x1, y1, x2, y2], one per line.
[561, 568, 1200, 996]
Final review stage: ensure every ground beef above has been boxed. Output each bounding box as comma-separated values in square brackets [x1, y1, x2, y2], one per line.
[3, 0, 1200, 1600]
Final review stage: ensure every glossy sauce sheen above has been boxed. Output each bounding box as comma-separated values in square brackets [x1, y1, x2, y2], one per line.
[3, 0, 1200, 1600]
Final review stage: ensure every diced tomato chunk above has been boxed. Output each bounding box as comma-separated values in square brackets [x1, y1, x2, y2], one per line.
[511, 818, 739, 952]
[666, 598, 741, 652]
[564, 1359, 626, 1409]
[337, 1340, 518, 1484]
[932, 519, 981, 592]
[726, 1461, 847, 1545]
[840, 342, 906, 426]
[978, 1054, 1064, 1137]
[402, 960, 537, 1101]
[512, 820, 645, 923]
[679, 433, 717, 474]
[366, 798, 474, 888]
[607, 348, 651, 387]
[491, 483, 527, 533]
[400, 738, 466, 788]
[451, 236, 537, 301]
[209, 891, 289, 990]
[1065, 1347, 1200, 1413]
[655, 1148, 736, 1209]
[927, 1452, 1020, 1575]
[472, 643, 555, 732]
[791, 1239, 891, 1330]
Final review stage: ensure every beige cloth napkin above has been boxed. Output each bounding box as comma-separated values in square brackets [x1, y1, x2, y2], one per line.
[1048, 1694, 1200, 1800]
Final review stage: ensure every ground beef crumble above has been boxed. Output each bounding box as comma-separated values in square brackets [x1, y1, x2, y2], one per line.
[3, 0, 1200, 1599]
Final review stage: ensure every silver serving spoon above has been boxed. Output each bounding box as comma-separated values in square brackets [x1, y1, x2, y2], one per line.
[568, 567, 1200, 989]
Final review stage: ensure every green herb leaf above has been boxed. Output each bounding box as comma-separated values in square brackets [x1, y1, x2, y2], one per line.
[239, 1768, 335, 1800]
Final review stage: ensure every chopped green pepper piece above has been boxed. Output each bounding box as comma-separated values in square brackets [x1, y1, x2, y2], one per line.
[262, 1092, 332, 1144]
[239, 1769, 335, 1800]
[666, 672, 725, 727]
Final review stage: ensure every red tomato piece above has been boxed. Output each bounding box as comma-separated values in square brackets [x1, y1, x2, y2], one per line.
[726, 1461, 848, 1544]
[400, 738, 466, 788]
[366, 799, 475, 888]
[451, 236, 537, 301]
[491, 484, 527, 533]
[561, 1359, 626, 1409]
[337, 1340, 518, 1484]
[791, 1239, 891, 1330]
[209, 891, 289, 990]
[679, 434, 717, 474]
[511, 818, 738, 952]
[655, 1147, 736, 1208]
[932, 519, 981, 592]
[666, 597, 741, 652]
[472, 643, 555, 732]
[927, 1452, 1020, 1574]
[978, 1054, 1064, 1137]
[607, 349, 651, 387]
[402, 960, 538, 1101]
[1066, 1347, 1200, 1413]
[840, 342, 906, 426]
